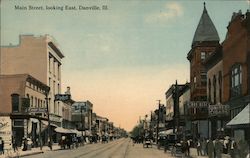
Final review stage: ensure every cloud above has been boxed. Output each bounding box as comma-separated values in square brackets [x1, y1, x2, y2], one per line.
[145, 2, 183, 23]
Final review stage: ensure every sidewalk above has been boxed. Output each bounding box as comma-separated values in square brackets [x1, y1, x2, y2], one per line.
[0, 144, 61, 158]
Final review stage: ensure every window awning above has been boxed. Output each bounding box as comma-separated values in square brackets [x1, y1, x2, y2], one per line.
[227, 104, 250, 126]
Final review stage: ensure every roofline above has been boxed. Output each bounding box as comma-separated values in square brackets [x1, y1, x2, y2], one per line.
[48, 41, 65, 58]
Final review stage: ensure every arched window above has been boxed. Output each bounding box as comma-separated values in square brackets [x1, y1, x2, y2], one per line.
[219, 71, 222, 102]
[208, 79, 211, 103]
[213, 75, 216, 104]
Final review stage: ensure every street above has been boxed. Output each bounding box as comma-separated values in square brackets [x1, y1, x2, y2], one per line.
[24, 138, 174, 158]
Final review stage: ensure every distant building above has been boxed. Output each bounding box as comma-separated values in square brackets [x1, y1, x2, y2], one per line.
[187, 3, 220, 139]
[71, 101, 93, 135]
[165, 83, 190, 135]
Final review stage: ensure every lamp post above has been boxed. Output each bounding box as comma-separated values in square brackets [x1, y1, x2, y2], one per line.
[45, 94, 52, 150]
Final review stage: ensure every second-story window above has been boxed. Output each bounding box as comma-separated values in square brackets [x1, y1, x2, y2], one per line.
[213, 75, 216, 104]
[231, 64, 242, 98]
[201, 52, 206, 60]
[208, 79, 211, 102]
[219, 71, 222, 102]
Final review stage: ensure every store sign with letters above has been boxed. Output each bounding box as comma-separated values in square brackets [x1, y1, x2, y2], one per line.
[187, 101, 209, 109]
[209, 104, 229, 116]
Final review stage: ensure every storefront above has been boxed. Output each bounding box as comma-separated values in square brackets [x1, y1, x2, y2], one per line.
[208, 103, 230, 139]
[227, 104, 250, 144]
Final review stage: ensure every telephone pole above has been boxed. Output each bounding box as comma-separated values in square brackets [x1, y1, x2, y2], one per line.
[156, 100, 161, 145]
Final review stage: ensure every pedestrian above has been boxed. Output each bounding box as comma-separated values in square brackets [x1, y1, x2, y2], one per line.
[0, 137, 4, 155]
[181, 139, 188, 157]
[13, 138, 18, 152]
[196, 139, 202, 156]
[187, 139, 191, 156]
[229, 138, 237, 158]
[214, 138, 223, 158]
[238, 139, 248, 158]
[22, 138, 27, 151]
[201, 138, 207, 156]
[223, 137, 230, 154]
[207, 138, 214, 158]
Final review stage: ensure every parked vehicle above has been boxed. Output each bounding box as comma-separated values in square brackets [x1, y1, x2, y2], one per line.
[143, 137, 152, 148]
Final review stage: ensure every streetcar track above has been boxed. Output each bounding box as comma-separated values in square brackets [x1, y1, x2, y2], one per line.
[108, 139, 129, 158]
[92, 138, 126, 158]
[74, 139, 125, 158]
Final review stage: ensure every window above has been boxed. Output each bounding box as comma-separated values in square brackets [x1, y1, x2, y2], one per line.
[11, 94, 19, 112]
[49, 78, 51, 87]
[31, 96, 33, 107]
[219, 71, 222, 102]
[213, 75, 217, 104]
[35, 97, 37, 107]
[231, 65, 242, 97]
[49, 55, 52, 73]
[53, 81, 55, 95]
[201, 72, 207, 86]
[58, 84, 60, 94]
[201, 52, 206, 60]
[208, 79, 211, 102]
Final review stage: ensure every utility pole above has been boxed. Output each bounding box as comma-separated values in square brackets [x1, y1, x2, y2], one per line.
[45, 94, 52, 150]
[156, 100, 161, 145]
[173, 80, 179, 134]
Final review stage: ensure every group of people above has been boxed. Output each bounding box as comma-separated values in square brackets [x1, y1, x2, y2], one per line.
[177, 137, 249, 158]
[59, 135, 84, 149]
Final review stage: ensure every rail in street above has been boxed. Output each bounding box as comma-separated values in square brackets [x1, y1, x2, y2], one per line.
[23, 138, 176, 158]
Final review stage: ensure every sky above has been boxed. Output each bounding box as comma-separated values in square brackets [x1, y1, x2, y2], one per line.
[1, 0, 249, 131]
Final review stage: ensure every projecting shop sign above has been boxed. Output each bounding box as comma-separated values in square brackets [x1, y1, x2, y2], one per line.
[55, 94, 71, 101]
[187, 101, 209, 108]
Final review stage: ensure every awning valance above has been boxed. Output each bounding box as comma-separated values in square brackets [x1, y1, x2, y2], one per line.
[159, 129, 173, 136]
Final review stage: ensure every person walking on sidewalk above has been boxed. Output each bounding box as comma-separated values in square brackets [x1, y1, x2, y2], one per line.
[207, 138, 214, 158]
[12, 138, 18, 152]
[187, 139, 191, 157]
[214, 139, 223, 158]
[196, 139, 202, 156]
[201, 138, 207, 156]
[0, 137, 4, 155]
[229, 138, 237, 158]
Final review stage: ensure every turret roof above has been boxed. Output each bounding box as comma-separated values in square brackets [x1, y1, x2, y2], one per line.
[192, 3, 220, 46]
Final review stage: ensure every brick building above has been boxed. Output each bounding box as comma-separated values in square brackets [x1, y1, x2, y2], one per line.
[0, 74, 50, 147]
[222, 10, 250, 142]
[187, 3, 220, 138]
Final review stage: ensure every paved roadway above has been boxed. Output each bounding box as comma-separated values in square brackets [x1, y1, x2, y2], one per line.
[24, 138, 175, 158]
